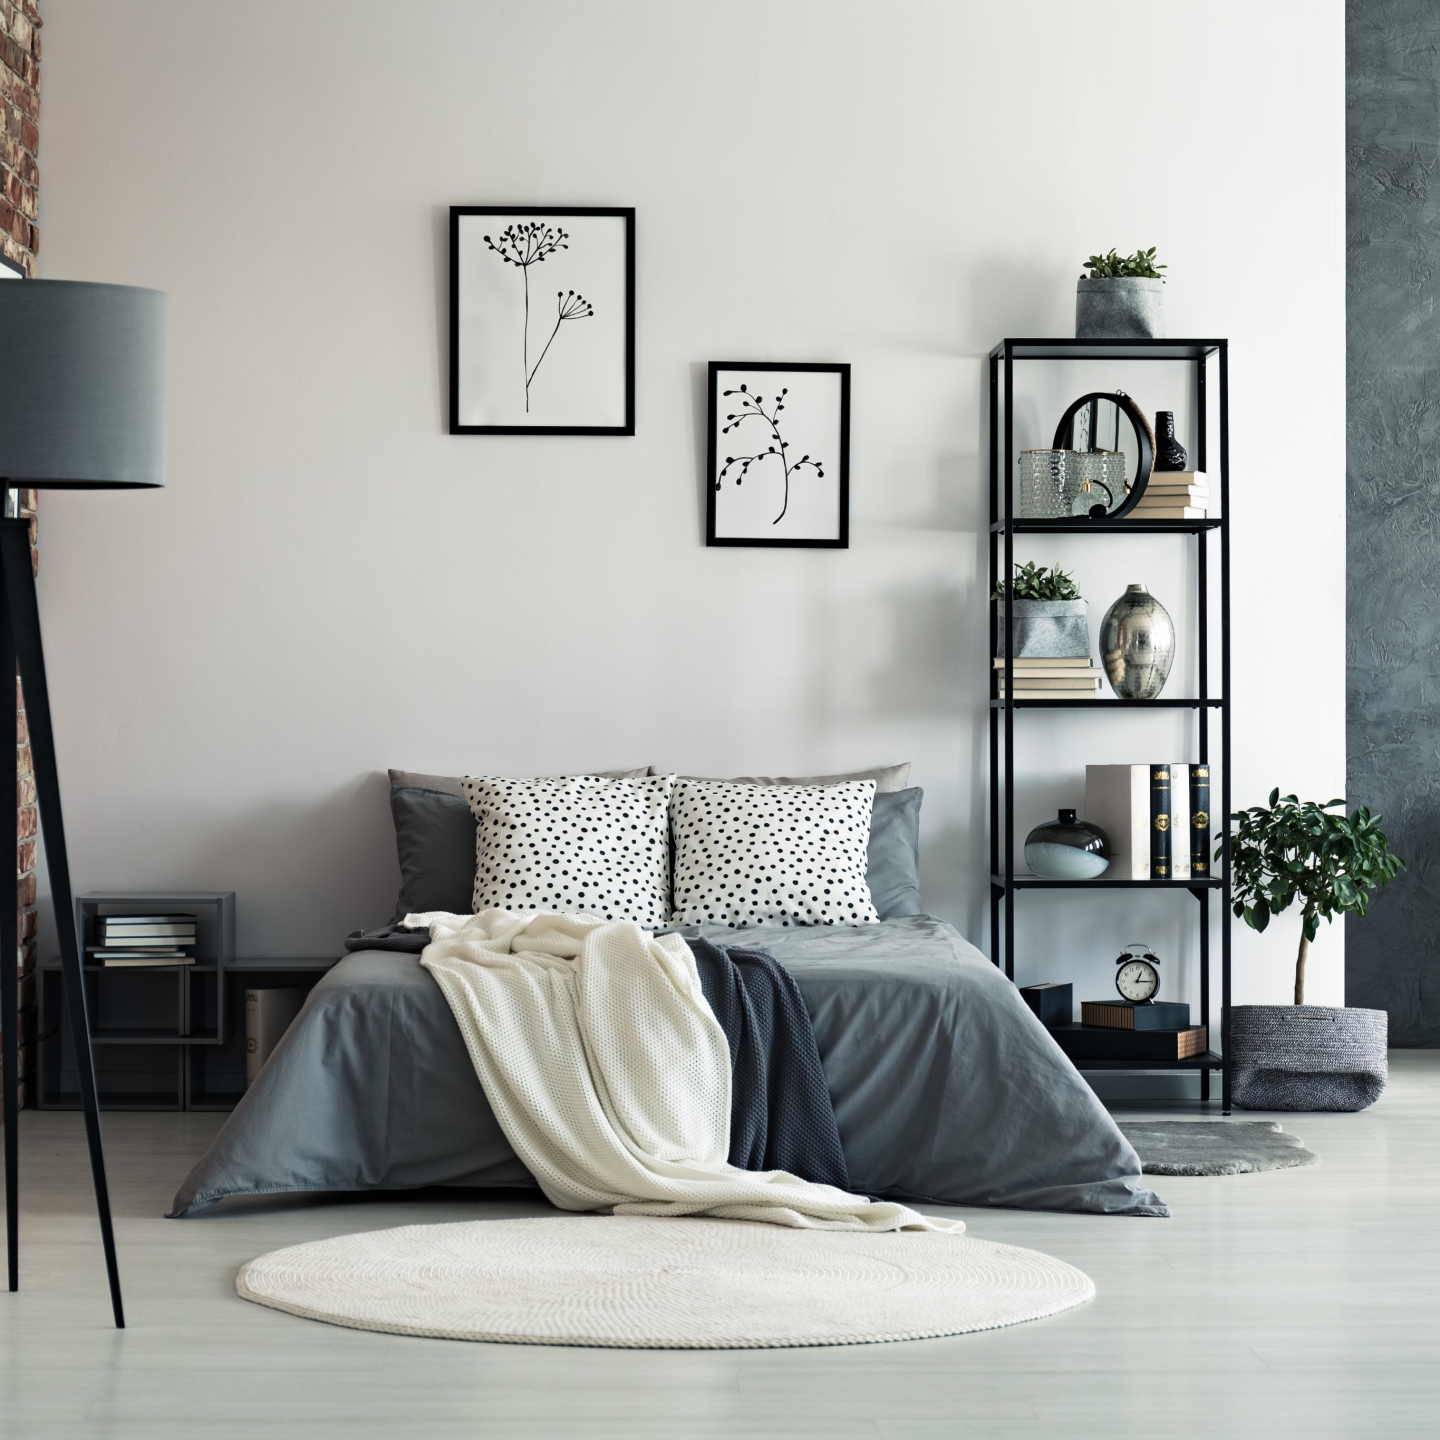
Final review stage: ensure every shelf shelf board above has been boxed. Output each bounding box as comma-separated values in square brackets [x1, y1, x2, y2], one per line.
[225, 956, 340, 971]
[990, 338, 1224, 362]
[88, 1028, 221, 1046]
[990, 518, 1222, 534]
[46, 960, 219, 971]
[1070, 1050, 1225, 1072]
[989, 697, 1224, 709]
[991, 874, 1223, 890]
[186, 1092, 244, 1112]
[43, 1092, 183, 1112]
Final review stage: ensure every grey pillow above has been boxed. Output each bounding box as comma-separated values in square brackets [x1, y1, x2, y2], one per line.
[677, 763, 911, 794]
[867, 788, 924, 918]
[390, 786, 478, 917]
[388, 782, 924, 922]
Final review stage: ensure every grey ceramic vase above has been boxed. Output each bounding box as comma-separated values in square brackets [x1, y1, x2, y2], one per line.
[994, 598, 1090, 659]
[1229, 1005, 1388, 1112]
[1100, 583, 1174, 698]
[1075, 277, 1165, 339]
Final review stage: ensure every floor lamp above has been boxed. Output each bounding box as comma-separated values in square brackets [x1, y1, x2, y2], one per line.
[0, 280, 167, 1330]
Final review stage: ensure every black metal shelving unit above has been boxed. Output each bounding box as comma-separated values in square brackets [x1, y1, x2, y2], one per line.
[987, 337, 1232, 1111]
[38, 890, 337, 1111]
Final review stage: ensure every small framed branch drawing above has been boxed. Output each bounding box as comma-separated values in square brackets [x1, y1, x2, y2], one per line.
[450, 206, 635, 435]
[706, 362, 850, 548]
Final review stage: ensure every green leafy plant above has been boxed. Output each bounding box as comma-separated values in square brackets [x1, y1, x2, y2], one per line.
[1223, 790, 1404, 1005]
[1081, 247, 1166, 281]
[991, 562, 1082, 602]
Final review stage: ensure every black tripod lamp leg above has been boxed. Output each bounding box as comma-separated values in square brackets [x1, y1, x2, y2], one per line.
[2, 606, 16, 1294]
[0, 519, 123, 1327]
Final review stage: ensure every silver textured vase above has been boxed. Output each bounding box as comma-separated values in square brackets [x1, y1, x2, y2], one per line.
[1100, 583, 1174, 698]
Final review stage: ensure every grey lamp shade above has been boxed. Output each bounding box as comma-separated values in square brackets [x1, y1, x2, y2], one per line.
[0, 279, 166, 489]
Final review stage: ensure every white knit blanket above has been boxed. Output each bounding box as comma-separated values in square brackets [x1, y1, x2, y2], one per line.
[410, 909, 959, 1233]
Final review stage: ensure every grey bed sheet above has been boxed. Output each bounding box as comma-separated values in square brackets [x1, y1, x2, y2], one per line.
[170, 915, 1167, 1218]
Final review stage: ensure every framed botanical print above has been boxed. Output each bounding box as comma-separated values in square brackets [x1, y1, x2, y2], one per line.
[450, 206, 635, 435]
[705, 362, 850, 548]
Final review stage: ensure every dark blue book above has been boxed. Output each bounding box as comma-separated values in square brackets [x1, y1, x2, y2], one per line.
[1190, 764, 1211, 876]
[1150, 763, 1171, 879]
[1021, 982, 1073, 1027]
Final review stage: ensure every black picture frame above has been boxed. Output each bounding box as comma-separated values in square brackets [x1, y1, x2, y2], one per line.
[449, 205, 635, 436]
[705, 361, 850, 549]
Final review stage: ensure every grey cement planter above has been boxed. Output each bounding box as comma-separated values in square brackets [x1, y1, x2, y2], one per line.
[994, 598, 1090, 659]
[1075, 277, 1165, 339]
[1229, 1005, 1388, 1112]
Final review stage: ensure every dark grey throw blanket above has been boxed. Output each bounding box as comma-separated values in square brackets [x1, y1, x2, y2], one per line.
[688, 937, 851, 1191]
[344, 923, 429, 953]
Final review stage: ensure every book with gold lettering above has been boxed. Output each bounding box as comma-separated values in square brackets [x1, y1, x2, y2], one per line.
[1150, 764, 1172, 879]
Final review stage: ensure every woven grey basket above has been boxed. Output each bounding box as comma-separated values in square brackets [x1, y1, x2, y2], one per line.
[1229, 1005, 1387, 1112]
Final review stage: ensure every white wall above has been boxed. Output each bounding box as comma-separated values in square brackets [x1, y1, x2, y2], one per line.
[34, 0, 1345, 1012]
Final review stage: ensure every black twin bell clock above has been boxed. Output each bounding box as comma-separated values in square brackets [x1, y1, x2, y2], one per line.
[1115, 942, 1161, 1003]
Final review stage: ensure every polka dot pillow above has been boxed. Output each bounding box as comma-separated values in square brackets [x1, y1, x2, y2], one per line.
[462, 774, 675, 927]
[669, 779, 880, 928]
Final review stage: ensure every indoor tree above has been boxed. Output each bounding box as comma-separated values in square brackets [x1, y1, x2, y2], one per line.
[1225, 790, 1404, 1004]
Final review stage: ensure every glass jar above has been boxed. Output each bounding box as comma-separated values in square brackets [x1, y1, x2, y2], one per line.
[1017, 449, 1075, 517]
[1069, 450, 1127, 516]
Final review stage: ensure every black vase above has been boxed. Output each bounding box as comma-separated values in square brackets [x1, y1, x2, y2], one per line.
[1154, 411, 1187, 472]
[1023, 808, 1110, 880]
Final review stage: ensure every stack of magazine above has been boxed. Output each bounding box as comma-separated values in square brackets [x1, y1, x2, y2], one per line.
[88, 914, 197, 967]
[1133, 471, 1209, 519]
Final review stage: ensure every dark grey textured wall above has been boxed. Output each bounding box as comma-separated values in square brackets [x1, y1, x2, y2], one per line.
[1348, 1, 1440, 1044]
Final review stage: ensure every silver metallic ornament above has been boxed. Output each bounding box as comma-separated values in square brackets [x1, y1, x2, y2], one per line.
[1100, 583, 1174, 699]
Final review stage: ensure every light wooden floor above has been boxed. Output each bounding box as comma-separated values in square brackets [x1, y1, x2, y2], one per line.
[2, 1052, 1438, 1440]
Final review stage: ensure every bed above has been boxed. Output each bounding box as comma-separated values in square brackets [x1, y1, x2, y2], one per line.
[171, 912, 1167, 1218]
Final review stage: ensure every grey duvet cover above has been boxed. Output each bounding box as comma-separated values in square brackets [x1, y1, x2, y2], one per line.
[170, 915, 1167, 1218]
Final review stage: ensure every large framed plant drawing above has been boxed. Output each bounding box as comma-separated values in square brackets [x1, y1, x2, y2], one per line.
[450, 206, 635, 435]
[705, 362, 850, 548]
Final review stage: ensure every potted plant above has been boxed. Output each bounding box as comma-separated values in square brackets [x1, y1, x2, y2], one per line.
[1225, 790, 1404, 1111]
[993, 562, 1089, 659]
[1075, 247, 1166, 339]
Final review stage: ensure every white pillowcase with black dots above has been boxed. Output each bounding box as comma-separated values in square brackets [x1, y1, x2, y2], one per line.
[669, 778, 880, 928]
[462, 773, 675, 927]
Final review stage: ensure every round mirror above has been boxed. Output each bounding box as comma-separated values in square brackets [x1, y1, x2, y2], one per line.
[1051, 391, 1156, 519]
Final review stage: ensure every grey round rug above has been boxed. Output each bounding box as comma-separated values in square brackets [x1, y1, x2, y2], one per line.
[237, 1215, 1095, 1349]
[1119, 1120, 1319, 1176]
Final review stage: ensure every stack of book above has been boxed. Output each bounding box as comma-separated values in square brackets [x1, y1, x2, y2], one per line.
[1133, 471, 1209, 519]
[994, 656, 1105, 699]
[1050, 1000, 1208, 1061]
[1084, 762, 1211, 880]
[88, 913, 197, 967]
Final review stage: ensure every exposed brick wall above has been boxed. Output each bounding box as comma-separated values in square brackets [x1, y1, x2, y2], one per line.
[0, 0, 39, 1107]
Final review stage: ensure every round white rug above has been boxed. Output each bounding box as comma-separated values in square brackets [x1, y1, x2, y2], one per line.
[237, 1215, 1094, 1349]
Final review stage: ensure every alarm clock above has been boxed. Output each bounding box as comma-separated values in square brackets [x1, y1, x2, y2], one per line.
[1115, 942, 1160, 1003]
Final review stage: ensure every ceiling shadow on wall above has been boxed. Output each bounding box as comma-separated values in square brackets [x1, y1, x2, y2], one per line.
[149, 772, 400, 955]
[964, 256, 1071, 351]
[691, 361, 711, 546]
[432, 206, 451, 433]
[862, 584, 973, 718]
